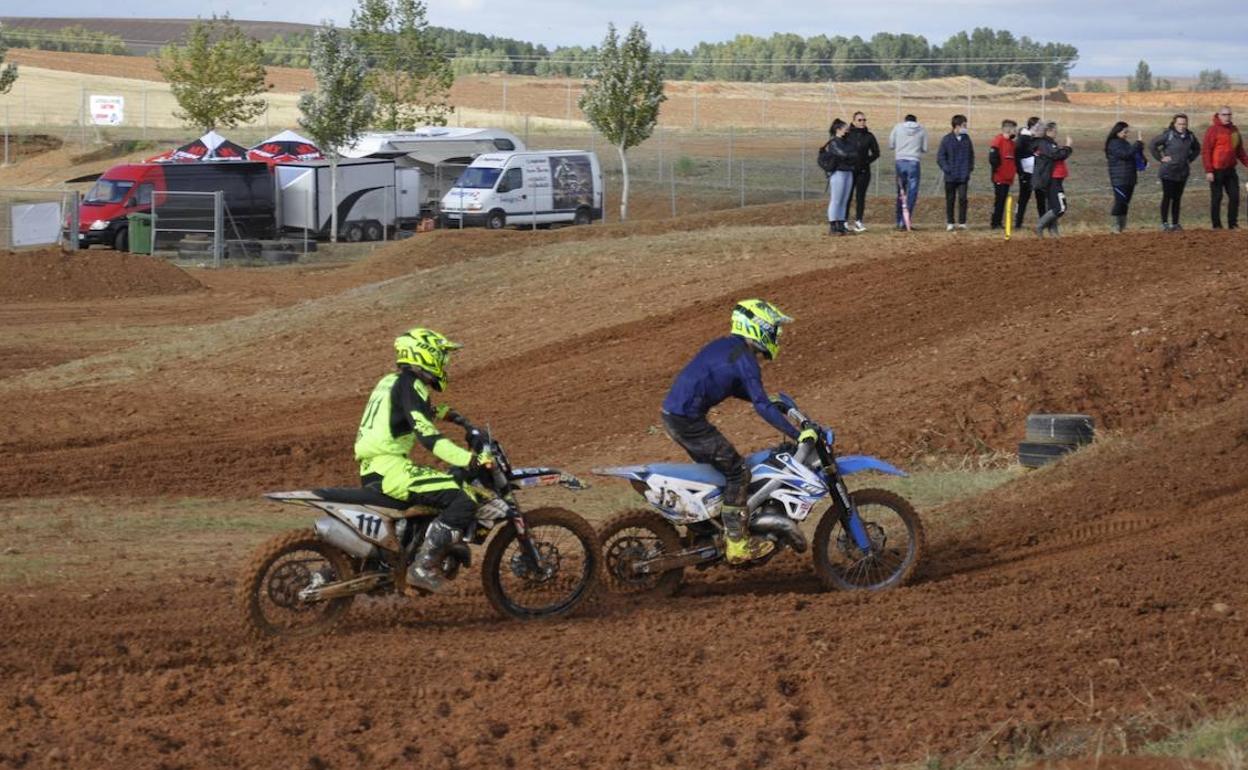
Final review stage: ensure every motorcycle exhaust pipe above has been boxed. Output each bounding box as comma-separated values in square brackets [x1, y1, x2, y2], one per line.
[315, 516, 380, 561]
[750, 513, 808, 553]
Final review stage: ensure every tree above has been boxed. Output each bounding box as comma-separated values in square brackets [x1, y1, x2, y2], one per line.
[997, 72, 1031, 88]
[1083, 79, 1114, 93]
[0, 34, 18, 95]
[154, 15, 270, 132]
[579, 23, 666, 222]
[351, 0, 454, 129]
[1128, 60, 1154, 92]
[1196, 68, 1232, 92]
[299, 23, 376, 242]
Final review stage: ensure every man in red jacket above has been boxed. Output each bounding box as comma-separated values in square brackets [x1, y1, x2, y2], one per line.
[989, 119, 1018, 229]
[1202, 106, 1248, 229]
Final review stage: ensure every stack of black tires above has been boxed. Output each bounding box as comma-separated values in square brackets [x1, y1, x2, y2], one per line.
[1018, 413, 1095, 468]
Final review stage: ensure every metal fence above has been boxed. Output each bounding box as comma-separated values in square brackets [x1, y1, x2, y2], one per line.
[3, 70, 1244, 229]
[151, 190, 223, 265]
[0, 187, 78, 251]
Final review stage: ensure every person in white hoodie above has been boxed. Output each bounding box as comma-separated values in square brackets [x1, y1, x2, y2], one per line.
[889, 114, 929, 230]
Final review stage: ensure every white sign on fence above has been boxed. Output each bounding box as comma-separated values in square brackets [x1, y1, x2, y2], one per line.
[10, 202, 63, 247]
[90, 95, 125, 126]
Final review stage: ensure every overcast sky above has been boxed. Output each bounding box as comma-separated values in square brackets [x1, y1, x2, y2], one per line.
[20, 1, 1248, 78]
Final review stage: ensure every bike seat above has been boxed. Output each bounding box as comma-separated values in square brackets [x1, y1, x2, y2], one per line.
[313, 487, 410, 510]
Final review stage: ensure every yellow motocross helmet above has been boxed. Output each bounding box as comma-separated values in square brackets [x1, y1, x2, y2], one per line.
[730, 299, 793, 360]
[394, 327, 461, 390]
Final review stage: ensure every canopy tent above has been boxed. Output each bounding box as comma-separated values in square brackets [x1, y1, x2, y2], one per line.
[247, 130, 324, 164]
[146, 131, 248, 162]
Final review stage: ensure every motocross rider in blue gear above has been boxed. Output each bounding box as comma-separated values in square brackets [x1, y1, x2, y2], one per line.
[661, 299, 815, 564]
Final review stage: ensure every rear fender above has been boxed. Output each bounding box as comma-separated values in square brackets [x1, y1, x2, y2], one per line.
[835, 455, 908, 477]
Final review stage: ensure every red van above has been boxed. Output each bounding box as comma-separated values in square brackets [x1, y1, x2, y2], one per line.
[76, 161, 276, 249]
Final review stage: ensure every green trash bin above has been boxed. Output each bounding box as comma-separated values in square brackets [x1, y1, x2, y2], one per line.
[127, 212, 153, 255]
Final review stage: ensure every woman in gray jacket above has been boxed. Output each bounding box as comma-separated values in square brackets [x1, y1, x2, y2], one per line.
[818, 119, 857, 235]
[1149, 113, 1201, 231]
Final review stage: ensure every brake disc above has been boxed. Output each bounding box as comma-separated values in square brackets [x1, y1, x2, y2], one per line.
[509, 541, 559, 583]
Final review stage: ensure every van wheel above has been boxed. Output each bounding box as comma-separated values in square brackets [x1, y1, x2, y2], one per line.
[486, 211, 506, 230]
[343, 223, 364, 243]
[113, 228, 129, 251]
[574, 207, 592, 226]
[363, 221, 384, 241]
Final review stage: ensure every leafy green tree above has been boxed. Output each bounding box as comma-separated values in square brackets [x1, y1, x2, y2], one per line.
[299, 23, 376, 242]
[0, 37, 16, 95]
[352, 0, 454, 129]
[154, 16, 270, 132]
[579, 22, 667, 222]
[1083, 79, 1114, 93]
[997, 73, 1031, 88]
[1128, 60, 1154, 92]
[1196, 69, 1231, 92]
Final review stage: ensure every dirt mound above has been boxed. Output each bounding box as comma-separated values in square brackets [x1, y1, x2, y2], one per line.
[0, 248, 202, 301]
[2, 229, 1246, 499]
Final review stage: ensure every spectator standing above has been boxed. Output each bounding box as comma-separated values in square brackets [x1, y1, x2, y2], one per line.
[1014, 116, 1044, 227]
[938, 114, 975, 231]
[1033, 122, 1073, 237]
[889, 114, 928, 230]
[1105, 121, 1145, 233]
[818, 119, 857, 236]
[846, 111, 881, 232]
[1201, 106, 1248, 229]
[1149, 113, 1200, 231]
[989, 119, 1018, 230]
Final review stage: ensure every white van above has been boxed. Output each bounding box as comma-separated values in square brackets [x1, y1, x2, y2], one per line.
[439, 151, 602, 229]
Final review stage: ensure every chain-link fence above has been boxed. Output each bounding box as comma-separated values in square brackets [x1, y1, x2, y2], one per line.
[3, 69, 1245, 229]
[0, 187, 79, 251]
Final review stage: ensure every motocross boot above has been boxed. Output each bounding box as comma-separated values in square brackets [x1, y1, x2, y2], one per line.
[721, 505, 775, 565]
[407, 519, 457, 594]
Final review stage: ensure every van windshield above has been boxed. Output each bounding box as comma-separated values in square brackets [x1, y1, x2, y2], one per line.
[85, 179, 135, 205]
[454, 167, 502, 189]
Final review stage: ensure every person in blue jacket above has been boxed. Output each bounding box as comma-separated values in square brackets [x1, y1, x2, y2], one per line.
[662, 299, 815, 564]
[938, 114, 975, 230]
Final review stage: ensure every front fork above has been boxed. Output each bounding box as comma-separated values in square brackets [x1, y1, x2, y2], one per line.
[829, 472, 874, 554]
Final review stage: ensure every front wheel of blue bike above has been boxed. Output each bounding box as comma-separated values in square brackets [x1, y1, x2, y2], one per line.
[811, 488, 925, 591]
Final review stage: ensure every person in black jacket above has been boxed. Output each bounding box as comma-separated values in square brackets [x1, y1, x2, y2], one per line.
[1033, 122, 1073, 237]
[818, 119, 857, 235]
[1105, 121, 1145, 232]
[1014, 116, 1044, 228]
[846, 111, 881, 232]
[1149, 113, 1201, 231]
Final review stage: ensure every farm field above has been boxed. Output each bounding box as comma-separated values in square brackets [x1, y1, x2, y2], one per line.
[2, 177, 1248, 769]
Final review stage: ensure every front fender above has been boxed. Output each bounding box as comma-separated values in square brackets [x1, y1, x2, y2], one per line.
[835, 455, 908, 477]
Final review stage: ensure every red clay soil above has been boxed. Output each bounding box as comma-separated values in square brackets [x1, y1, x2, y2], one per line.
[0, 247, 202, 301]
[1, 227, 1247, 769]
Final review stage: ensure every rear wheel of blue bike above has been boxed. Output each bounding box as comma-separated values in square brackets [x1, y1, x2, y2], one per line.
[811, 488, 924, 591]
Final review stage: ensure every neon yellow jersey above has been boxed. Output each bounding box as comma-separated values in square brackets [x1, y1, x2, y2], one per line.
[353, 371, 473, 469]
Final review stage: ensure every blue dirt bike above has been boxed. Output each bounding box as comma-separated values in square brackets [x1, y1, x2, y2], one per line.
[593, 394, 925, 596]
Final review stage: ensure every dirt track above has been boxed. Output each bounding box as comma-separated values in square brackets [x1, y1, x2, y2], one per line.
[2, 220, 1247, 768]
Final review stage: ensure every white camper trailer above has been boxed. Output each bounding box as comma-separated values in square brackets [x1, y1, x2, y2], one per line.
[341, 127, 525, 215]
[439, 151, 602, 229]
[275, 158, 422, 241]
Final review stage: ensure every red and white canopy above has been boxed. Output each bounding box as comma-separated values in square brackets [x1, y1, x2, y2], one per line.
[147, 130, 249, 162]
[247, 130, 323, 164]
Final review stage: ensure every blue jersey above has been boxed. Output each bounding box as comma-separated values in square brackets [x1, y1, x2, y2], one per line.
[662, 336, 798, 439]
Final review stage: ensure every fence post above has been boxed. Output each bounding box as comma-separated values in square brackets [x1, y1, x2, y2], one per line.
[502, 80, 508, 114]
[213, 190, 224, 268]
[565, 81, 572, 120]
[727, 125, 734, 185]
[739, 160, 745, 208]
[79, 85, 87, 151]
[670, 158, 676, 217]
[2, 105, 8, 167]
[524, 114, 530, 145]
[800, 142, 806, 201]
[142, 88, 148, 140]
[692, 85, 699, 131]
[1041, 76, 1047, 122]
[67, 192, 80, 252]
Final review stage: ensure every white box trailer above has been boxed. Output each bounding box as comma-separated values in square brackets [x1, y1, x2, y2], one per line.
[438, 150, 602, 230]
[275, 158, 422, 241]
[340, 127, 525, 215]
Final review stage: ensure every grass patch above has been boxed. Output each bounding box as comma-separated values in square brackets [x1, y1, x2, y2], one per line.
[1144, 711, 1248, 767]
